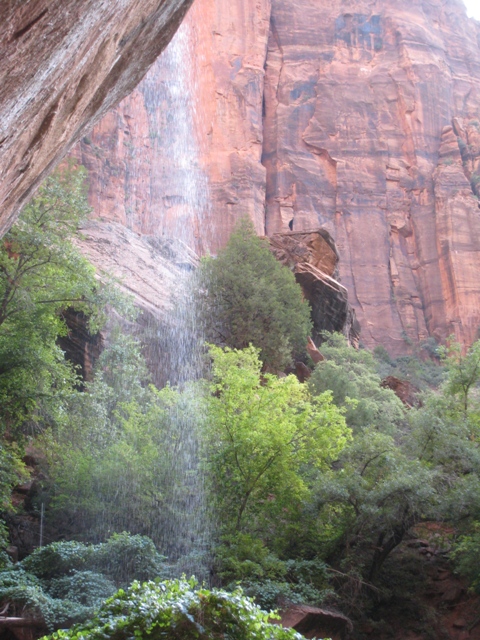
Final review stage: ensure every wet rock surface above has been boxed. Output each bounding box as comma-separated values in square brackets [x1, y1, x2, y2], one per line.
[78, 0, 480, 354]
[0, 0, 194, 236]
[74, 0, 273, 254]
[73, 220, 198, 320]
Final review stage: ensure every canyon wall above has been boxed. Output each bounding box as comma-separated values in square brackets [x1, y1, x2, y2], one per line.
[262, 0, 480, 353]
[75, 0, 272, 254]
[77, 0, 480, 354]
[0, 0, 194, 236]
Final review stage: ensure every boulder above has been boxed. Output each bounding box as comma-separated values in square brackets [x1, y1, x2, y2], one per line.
[279, 604, 353, 640]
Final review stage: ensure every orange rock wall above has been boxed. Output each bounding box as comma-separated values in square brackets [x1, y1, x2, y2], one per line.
[263, 0, 480, 352]
[76, 0, 272, 253]
[0, 0, 194, 236]
[77, 0, 480, 354]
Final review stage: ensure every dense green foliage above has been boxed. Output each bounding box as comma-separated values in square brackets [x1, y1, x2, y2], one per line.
[42, 333, 206, 561]
[197, 218, 312, 370]
[206, 344, 349, 536]
[3, 165, 480, 637]
[0, 533, 165, 630]
[0, 164, 133, 546]
[0, 164, 128, 435]
[45, 579, 304, 640]
[310, 333, 405, 432]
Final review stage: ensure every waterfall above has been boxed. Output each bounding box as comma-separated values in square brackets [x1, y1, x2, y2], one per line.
[137, 20, 212, 577]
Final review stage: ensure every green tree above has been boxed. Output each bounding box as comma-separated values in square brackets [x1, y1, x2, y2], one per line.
[406, 339, 480, 528]
[43, 334, 206, 561]
[309, 333, 405, 433]
[204, 345, 350, 537]
[0, 163, 130, 434]
[315, 428, 438, 583]
[306, 334, 440, 585]
[0, 164, 133, 554]
[440, 338, 480, 416]
[197, 218, 312, 371]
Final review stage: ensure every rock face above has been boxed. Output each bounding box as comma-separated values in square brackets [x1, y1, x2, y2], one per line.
[57, 309, 104, 383]
[262, 0, 480, 353]
[76, 0, 480, 354]
[0, 0, 194, 237]
[73, 219, 199, 386]
[74, 0, 273, 254]
[74, 220, 198, 319]
[278, 605, 353, 640]
[269, 230, 360, 345]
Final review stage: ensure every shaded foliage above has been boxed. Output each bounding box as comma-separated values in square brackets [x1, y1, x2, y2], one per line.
[0, 533, 164, 631]
[0, 164, 133, 548]
[197, 218, 312, 371]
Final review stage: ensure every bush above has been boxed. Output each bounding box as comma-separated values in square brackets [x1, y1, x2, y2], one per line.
[309, 333, 405, 433]
[452, 526, 480, 592]
[0, 534, 166, 631]
[44, 578, 306, 640]
[21, 533, 166, 585]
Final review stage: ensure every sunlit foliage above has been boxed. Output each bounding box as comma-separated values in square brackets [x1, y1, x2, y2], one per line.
[45, 579, 305, 640]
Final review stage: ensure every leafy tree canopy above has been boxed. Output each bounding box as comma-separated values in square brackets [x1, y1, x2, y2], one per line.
[0, 163, 133, 436]
[0, 164, 134, 560]
[309, 332, 405, 433]
[42, 332, 206, 561]
[205, 344, 350, 537]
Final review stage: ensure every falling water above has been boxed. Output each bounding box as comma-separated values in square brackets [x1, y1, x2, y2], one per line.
[136, 20, 212, 577]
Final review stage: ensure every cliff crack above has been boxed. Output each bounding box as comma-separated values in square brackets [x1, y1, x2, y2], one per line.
[13, 9, 48, 40]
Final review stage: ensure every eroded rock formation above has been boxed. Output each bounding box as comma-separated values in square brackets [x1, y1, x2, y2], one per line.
[76, 0, 480, 354]
[278, 605, 353, 640]
[269, 230, 360, 346]
[74, 220, 199, 386]
[0, 0, 194, 236]
[74, 220, 198, 319]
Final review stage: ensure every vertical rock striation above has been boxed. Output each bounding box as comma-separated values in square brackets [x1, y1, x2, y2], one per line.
[262, 0, 480, 352]
[0, 0, 194, 236]
[76, 0, 273, 253]
[78, 0, 480, 353]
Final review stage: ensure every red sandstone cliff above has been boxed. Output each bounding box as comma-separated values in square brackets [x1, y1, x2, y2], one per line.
[75, 0, 272, 253]
[76, 0, 480, 354]
[0, 0, 194, 236]
[262, 0, 480, 353]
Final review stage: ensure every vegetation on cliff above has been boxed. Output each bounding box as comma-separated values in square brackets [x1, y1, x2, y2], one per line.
[197, 218, 312, 371]
[0, 165, 132, 558]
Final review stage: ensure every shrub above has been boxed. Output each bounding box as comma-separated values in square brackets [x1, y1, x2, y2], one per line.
[44, 578, 306, 640]
[0, 534, 166, 631]
[21, 533, 165, 585]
